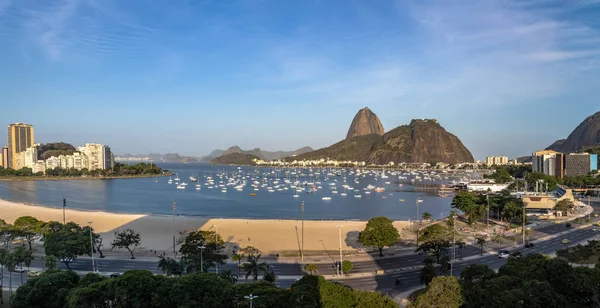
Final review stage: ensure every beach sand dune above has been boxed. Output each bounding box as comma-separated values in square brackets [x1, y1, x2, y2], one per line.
[0, 199, 411, 256]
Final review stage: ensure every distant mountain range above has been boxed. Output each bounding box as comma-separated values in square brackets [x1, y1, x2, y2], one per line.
[203, 146, 314, 162]
[288, 107, 474, 164]
[116, 153, 200, 163]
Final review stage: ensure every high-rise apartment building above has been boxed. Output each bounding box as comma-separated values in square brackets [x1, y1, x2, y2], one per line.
[7, 123, 34, 169]
[82, 143, 113, 170]
[1, 147, 8, 167]
[531, 150, 564, 177]
[565, 153, 598, 176]
[486, 156, 509, 166]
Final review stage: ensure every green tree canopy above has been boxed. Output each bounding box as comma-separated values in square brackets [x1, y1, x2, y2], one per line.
[111, 228, 141, 259]
[416, 224, 452, 264]
[43, 222, 91, 269]
[357, 216, 400, 257]
[411, 276, 463, 308]
[179, 230, 227, 273]
[451, 191, 486, 225]
[13, 216, 43, 250]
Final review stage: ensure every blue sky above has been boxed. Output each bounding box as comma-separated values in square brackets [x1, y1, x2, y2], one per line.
[1, 0, 599, 159]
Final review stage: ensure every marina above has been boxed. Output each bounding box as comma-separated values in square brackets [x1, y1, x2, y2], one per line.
[0, 163, 480, 220]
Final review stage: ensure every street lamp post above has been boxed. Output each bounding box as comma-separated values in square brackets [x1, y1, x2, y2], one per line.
[172, 200, 176, 255]
[301, 201, 305, 262]
[63, 197, 67, 224]
[337, 225, 343, 276]
[487, 194, 490, 234]
[199, 245, 205, 274]
[88, 221, 95, 273]
[244, 294, 258, 308]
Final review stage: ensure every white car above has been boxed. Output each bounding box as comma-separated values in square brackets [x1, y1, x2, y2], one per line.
[592, 227, 599, 232]
[498, 250, 510, 259]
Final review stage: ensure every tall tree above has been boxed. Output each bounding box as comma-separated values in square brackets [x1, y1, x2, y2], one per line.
[179, 230, 227, 273]
[416, 224, 452, 263]
[13, 246, 33, 284]
[242, 254, 269, 281]
[412, 276, 463, 308]
[422, 212, 432, 222]
[357, 216, 400, 257]
[305, 264, 318, 275]
[475, 237, 486, 256]
[13, 216, 43, 250]
[111, 229, 141, 259]
[451, 191, 485, 225]
[43, 222, 90, 269]
[0, 248, 6, 305]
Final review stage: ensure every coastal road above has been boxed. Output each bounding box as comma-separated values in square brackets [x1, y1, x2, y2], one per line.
[335, 226, 600, 292]
[15, 212, 599, 278]
[3, 222, 599, 292]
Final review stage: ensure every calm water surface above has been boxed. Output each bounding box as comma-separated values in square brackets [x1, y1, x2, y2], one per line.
[0, 163, 471, 220]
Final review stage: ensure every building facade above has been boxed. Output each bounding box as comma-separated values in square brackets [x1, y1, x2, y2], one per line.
[531, 150, 565, 177]
[565, 153, 599, 176]
[7, 123, 34, 169]
[82, 143, 113, 170]
[486, 156, 509, 166]
[24, 147, 38, 168]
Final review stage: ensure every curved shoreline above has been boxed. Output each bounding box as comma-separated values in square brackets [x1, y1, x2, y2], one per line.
[0, 173, 172, 182]
[0, 197, 411, 254]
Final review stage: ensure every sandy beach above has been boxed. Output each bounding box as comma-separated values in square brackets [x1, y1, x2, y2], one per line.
[0, 198, 412, 256]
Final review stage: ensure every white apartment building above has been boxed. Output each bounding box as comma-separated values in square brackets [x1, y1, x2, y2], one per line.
[46, 156, 61, 169]
[82, 143, 113, 170]
[486, 156, 509, 166]
[32, 161, 46, 174]
[531, 150, 562, 177]
[24, 147, 38, 168]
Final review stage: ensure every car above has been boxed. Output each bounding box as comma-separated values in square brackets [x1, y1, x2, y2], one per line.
[562, 239, 570, 244]
[110, 272, 122, 278]
[14, 267, 27, 273]
[498, 250, 510, 259]
[525, 242, 535, 248]
[511, 251, 522, 258]
[593, 227, 599, 232]
[27, 270, 41, 277]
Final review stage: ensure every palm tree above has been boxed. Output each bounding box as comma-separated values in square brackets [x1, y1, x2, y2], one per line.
[157, 256, 183, 277]
[456, 241, 466, 260]
[476, 237, 486, 256]
[232, 253, 243, 276]
[304, 263, 318, 275]
[218, 270, 238, 283]
[5, 251, 16, 299]
[242, 254, 269, 281]
[422, 212, 432, 222]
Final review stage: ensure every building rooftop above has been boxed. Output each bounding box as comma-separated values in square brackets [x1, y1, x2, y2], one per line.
[533, 150, 560, 156]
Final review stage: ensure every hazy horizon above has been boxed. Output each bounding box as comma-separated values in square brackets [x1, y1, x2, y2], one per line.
[2, 0, 599, 159]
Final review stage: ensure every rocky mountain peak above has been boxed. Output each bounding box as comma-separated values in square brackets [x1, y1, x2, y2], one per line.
[547, 111, 600, 152]
[346, 107, 385, 139]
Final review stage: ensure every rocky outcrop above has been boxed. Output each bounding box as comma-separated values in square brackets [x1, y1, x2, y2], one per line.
[346, 107, 385, 139]
[546, 111, 600, 152]
[213, 146, 314, 161]
[367, 119, 474, 164]
[290, 118, 474, 164]
[210, 153, 259, 165]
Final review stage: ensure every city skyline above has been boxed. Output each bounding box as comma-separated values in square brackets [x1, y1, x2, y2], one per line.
[1, 1, 599, 159]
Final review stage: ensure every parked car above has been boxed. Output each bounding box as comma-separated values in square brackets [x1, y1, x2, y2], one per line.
[525, 242, 535, 248]
[498, 250, 510, 259]
[110, 272, 122, 278]
[27, 271, 41, 277]
[511, 251, 522, 258]
[562, 239, 570, 244]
